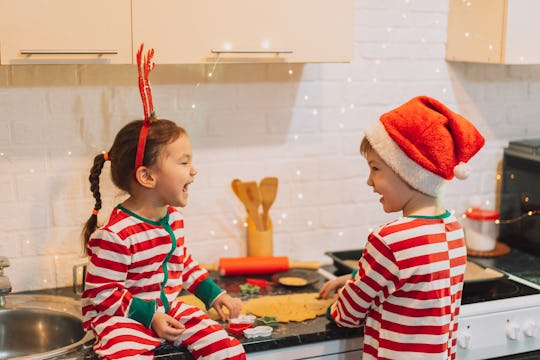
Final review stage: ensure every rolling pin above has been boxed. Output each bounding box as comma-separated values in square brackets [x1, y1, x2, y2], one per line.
[200, 256, 320, 276]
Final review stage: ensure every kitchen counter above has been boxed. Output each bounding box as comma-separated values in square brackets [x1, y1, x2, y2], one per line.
[18, 267, 362, 360]
[17, 247, 539, 360]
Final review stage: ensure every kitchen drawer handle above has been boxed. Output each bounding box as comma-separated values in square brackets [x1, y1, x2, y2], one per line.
[211, 49, 293, 54]
[20, 50, 118, 55]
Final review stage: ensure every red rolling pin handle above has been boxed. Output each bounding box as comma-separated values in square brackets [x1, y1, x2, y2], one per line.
[218, 256, 289, 276]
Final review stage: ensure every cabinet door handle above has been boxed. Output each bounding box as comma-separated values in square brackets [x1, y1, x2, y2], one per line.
[20, 50, 119, 55]
[211, 49, 293, 54]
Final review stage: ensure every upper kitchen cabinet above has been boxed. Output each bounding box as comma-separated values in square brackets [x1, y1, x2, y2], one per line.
[132, 0, 354, 64]
[0, 0, 132, 65]
[446, 0, 540, 64]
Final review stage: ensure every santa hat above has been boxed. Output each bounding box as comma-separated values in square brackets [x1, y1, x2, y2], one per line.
[364, 96, 485, 197]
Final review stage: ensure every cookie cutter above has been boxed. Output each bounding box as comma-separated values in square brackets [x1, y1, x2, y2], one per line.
[243, 325, 273, 338]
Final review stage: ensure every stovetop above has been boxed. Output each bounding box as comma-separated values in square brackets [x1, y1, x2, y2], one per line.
[469, 247, 540, 286]
[461, 277, 540, 305]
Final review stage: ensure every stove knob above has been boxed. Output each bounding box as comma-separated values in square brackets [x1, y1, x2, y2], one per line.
[523, 321, 538, 338]
[457, 331, 472, 349]
[505, 321, 520, 340]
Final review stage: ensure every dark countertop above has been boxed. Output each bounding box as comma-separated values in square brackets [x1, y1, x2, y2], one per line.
[19, 267, 361, 360]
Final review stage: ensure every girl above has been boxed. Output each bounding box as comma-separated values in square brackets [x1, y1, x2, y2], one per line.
[81, 119, 246, 359]
[319, 96, 485, 359]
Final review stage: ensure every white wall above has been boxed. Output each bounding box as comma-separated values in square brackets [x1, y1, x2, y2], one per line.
[1, 0, 540, 292]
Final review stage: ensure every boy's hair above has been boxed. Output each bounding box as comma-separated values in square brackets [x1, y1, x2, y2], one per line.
[359, 136, 372, 157]
[81, 119, 186, 254]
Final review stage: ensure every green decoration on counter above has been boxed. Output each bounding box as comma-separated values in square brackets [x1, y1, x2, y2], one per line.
[239, 283, 260, 295]
[256, 316, 279, 327]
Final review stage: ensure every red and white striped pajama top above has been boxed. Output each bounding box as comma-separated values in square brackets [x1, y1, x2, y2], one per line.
[330, 211, 466, 360]
[82, 205, 245, 360]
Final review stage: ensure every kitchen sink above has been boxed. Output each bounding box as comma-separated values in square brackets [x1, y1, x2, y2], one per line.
[0, 294, 94, 360]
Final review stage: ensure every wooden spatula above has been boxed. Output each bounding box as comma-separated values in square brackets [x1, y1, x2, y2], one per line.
[237, 181, 265, 231]
[231, 179, 243, 206]
[259, 177, 278, 230]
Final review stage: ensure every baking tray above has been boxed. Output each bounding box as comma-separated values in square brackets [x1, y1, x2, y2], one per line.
[326, 249, 507, 284]
[325, 249, 363, 275]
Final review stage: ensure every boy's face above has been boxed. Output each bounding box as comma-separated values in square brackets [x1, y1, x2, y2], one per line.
[365, 148, 416, 214]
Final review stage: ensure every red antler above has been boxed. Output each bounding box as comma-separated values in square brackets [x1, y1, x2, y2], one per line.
[135, 43, 156, 171]
[137, 43, 155, 124]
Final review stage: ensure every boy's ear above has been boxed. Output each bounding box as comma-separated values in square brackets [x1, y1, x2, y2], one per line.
[134, 166, 156, 188]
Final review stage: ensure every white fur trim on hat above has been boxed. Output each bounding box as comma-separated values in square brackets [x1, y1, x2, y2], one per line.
[364, 121, 447, 197]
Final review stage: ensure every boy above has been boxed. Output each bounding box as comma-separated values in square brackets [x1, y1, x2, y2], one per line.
[319, 96, 485, 359]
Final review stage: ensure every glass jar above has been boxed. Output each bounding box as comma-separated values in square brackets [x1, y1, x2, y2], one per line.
[464, 208, 500, 252]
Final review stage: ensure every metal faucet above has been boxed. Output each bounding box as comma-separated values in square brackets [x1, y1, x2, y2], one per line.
[0, 256, 12, 307]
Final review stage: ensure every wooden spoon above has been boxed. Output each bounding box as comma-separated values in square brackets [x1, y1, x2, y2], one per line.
[237, 181, 265, 231]
[231, 179, 243, 205]
[259, 177, 278, 230]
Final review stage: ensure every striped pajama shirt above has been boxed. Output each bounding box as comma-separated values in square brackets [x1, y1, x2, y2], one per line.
[330, 211, 466, 359]
[82, 205, 245, 360]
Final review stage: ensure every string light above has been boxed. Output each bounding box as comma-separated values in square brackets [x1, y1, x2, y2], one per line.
[461, 210, 540, 225]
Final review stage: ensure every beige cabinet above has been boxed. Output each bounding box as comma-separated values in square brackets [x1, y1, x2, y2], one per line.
[0, 0, 132, 65]
[132, 0, 354, 64]
[446, 0, 540, 64]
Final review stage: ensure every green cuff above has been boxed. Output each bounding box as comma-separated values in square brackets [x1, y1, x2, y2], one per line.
[194, 277, 224, 310]
[351, 269, 358, 278]
[326, 304, 335, 323]
[128, 297, 157, 328]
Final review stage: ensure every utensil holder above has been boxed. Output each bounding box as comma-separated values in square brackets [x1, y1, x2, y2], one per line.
[247, 215, 273, 257]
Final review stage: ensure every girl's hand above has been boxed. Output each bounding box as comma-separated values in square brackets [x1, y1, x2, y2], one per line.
[318, 274, 351, 299]
[151, 312, 185, 342]
[212, 293, 242, 321]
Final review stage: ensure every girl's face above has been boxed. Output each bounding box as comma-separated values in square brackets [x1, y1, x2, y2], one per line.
[151, 135, 197, 208]
[365, 148, 415, 214]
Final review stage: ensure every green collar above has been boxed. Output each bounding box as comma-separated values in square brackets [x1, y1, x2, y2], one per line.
[408, 209, 451, 219]
[117, 204, 170, 226]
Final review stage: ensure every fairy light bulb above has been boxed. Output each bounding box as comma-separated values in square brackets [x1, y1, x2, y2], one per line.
[297, 193, 303, 200]
[288, 69, 293, 75]
[261, 40, 270, 49]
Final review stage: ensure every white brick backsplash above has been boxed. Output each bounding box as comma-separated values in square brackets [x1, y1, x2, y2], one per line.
[1, 0, 540, 291]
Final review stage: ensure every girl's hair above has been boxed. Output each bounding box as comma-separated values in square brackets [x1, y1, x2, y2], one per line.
[81, 119, 186, 254]
[360, 136, 373, 156]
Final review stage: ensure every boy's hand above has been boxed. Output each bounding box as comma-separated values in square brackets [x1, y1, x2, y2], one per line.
[212, 293, 242, 321]
[318, 274, 351, 299]
[151, 312, 185, 342]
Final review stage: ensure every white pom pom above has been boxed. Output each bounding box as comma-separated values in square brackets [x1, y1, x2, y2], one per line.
[454, 162, 471, 180]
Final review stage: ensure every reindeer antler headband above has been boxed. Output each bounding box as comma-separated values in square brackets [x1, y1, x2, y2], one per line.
[135, 43, 156, 172]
